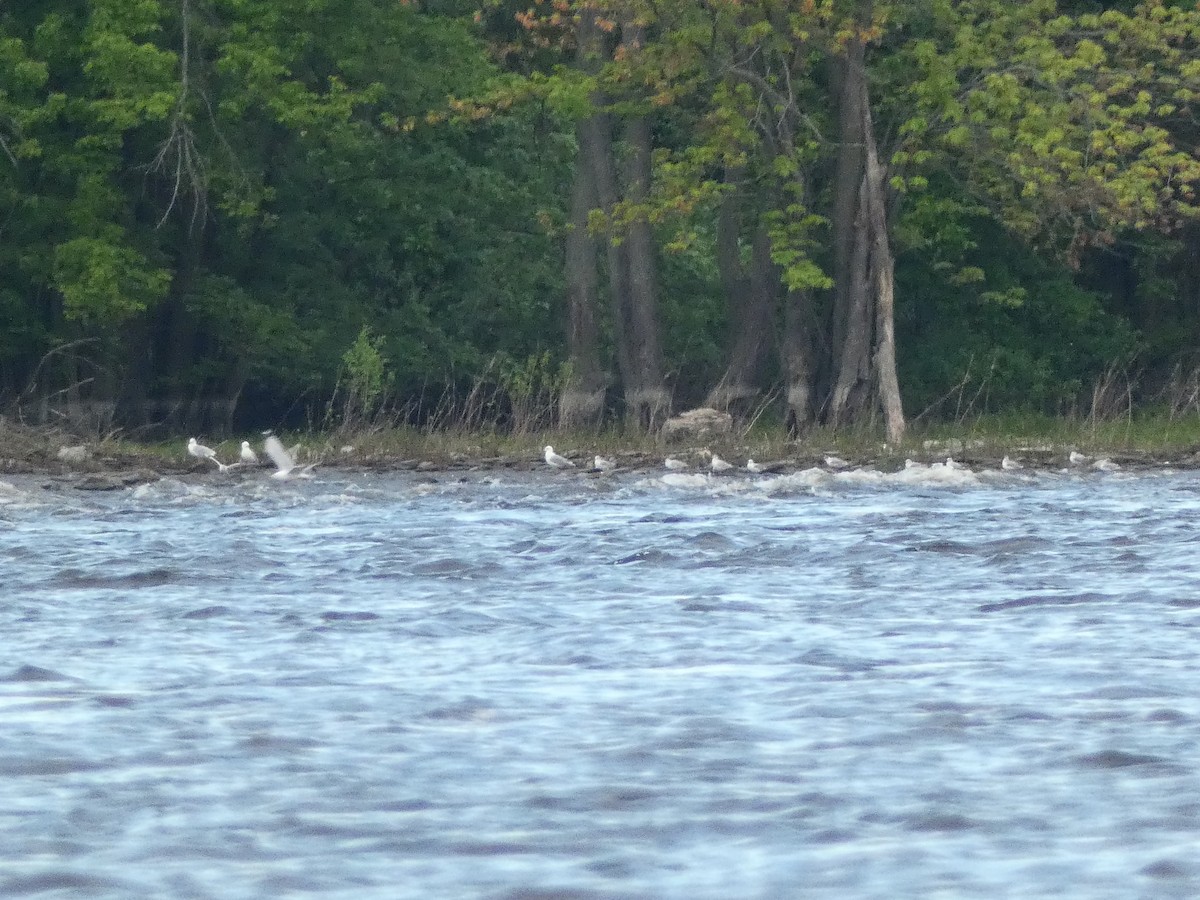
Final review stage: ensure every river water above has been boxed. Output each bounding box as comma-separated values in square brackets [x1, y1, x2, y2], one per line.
[2, 463, 1199, 898]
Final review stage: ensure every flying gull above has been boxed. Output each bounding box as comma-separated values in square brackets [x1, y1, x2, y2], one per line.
[264, 435, 317, 479]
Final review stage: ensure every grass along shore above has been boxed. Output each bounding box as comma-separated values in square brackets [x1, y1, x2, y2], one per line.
[5, 410, 1200, 481]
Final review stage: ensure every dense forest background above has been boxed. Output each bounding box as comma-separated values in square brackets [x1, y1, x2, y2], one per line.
[1, 0, 1197, 439]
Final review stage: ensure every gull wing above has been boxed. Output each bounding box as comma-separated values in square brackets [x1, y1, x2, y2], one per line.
[263, 435, 295, 473]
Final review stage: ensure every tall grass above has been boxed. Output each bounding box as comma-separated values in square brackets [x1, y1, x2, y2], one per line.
[14, 359, 1200, 468]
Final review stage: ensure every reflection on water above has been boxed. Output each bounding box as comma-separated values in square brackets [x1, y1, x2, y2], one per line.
[2, 465, 1200, 897]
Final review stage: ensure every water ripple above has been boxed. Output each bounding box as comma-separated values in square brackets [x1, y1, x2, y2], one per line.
[1, 469, 1199, 897]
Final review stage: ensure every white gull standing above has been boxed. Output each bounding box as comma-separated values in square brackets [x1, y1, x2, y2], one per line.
[188, 437, 239, 472]
[1001, 455, 1023, 470]
[709, 453, 734, 474]
[664, 457, 688, 470]
[593, 455, 617, 472]
[188, 437, 217, 463]
[240, 441, 259, 465]
[543, 446, 575, 469]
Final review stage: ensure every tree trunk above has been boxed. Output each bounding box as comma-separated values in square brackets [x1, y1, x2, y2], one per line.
[782, 286, 816, 435]
[706, 173, 778, 419]
[828, 174, 873, 426]
[824, 32, 905, 441]
[614, 23, 670, 430]
[708, 225, 778, 418]
[862, 85, 906, 443]
[559, 140, 609, 428]
[827, 39, 866, 379]
[576, 14, 635, 404]
[571, 15, 669, 431]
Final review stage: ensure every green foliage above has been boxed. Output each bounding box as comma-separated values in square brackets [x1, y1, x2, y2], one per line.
[497, 351, 572, 433]
[52, 237, 171, 321]
[331, 325, 392, 429]
[0, 0, 1197, 436]
[911, 0, 1200, 254]
[897, 214, 1138, 416]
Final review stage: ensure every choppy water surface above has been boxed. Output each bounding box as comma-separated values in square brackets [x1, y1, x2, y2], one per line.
[3, 464, 1200, 898]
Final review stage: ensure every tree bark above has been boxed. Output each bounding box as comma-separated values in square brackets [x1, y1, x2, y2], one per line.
[614, 22, 670, 430]
[706, 174, 778, 419]
[707, 224, 778, 418]
[570, 15, 669, 431]
[782, 286, 816, 435]
[823, 31, 905, 441]
[862, 85, 906, 443]
[559, 138, 609, 428]
[620, 113, 670, 429]
[828, 173, 873, 426]
[828, 39, 866, 376]
[576, 14, 635, 406]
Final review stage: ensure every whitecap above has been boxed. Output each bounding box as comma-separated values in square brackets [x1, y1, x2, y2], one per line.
[660, 473, 713, 489]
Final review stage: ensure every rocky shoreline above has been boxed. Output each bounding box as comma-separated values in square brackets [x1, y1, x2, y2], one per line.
[5, 418, 1200, 491]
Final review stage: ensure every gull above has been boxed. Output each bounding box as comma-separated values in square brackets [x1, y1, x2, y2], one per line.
[710, 453, 734, 474]
[1001, 455, 1023, 470]
[543, 446, 575, 469]
[1093, 457, 1120, 472]
[187, 436, 238, 472]
[1069, 450, 1089, 465]
[188, 437, 217, 463]
[664, 457, 688, 470]
[904, 458, 924, 470]
[945, 457, 967, 470]
[593, 455, 617, 472]
[240, 441, 259, 465]
[824, 455, 850, 470]
[188, 437, 239, 472]
[264, 435, 317, 479]
[746, 459, 765, 473]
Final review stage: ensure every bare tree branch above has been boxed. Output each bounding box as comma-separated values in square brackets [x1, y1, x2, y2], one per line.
[146, 0, 209, 230]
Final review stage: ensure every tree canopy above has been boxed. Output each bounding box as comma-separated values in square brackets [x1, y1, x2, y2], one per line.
[1, 0, 1197, 436]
